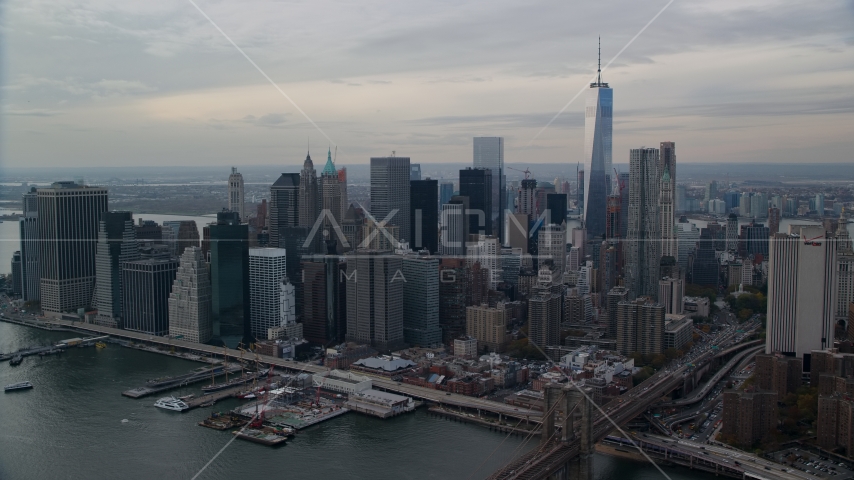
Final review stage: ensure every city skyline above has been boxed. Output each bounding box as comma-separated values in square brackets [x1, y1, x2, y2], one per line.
[3, 2, 853, 168]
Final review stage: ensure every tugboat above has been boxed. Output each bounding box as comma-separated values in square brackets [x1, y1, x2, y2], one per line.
[4, 381, 34, 392]
[9, 355, 23, 366]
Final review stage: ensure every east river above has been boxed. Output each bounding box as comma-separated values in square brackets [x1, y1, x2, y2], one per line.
[0, 322, 720, 480]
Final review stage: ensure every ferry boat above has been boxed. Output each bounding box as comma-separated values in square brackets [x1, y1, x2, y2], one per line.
[153, 396, 190, 412]
[4, 381, 34, 392]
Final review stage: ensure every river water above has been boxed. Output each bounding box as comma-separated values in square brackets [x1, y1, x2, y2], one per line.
[0, 322, 717, 480]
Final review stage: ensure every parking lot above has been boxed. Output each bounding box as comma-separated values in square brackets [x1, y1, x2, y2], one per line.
[771, 447, 854, 479]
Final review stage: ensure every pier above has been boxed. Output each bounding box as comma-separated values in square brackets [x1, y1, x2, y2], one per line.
[121, 364, 243, 398]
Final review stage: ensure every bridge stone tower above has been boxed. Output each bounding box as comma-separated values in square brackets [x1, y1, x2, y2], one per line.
[542, 384, 594, 480]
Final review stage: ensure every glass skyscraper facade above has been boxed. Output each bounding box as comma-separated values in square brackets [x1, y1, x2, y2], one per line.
[473, 137, 504, 243]
[583, 66, 612, 240]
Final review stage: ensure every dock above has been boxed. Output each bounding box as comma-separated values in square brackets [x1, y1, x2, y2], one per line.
[0, 336, 106, 363]
[122, 364, 242, 398]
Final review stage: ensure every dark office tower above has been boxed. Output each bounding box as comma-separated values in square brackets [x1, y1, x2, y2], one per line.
[460, 168, 493, 235]
[439, 258, 469, 344]
[299, 152, 320, 228]
[122, 254, 179, 335]
[370, 156, 411, 244]
[302, 256, 346, 346]
[546, 193, 568, 226]
[410, 178, 439, 253]
[163, 220, 200, 257]
[439, 182, 454, 211]
[599, 241, 617, 295]
[320, 149, 343, 251]
[606, 286, 629, 340]
[402, 253, 442, 347]
[768, 207, 781, 235]
[577, 168, 584, 213]
[269, 173, 300, 248]
[135, 219, 162, 243]
[37, 181, 109, 316]
[692, 228, 720, 287]
[93, 211, 139, 328]
[345, 250, 405, 351]
[625, 147, 661, 300]
[342, 204, 366, 252]
[743, 222, 770, 257]
[257, 199, 268, 228]
[11, 251, 22, 296]
[440, 195, 469, 256]
[209, 211, 250, 348]
[618, 172, 629, 239]
[338, 168, 349, 220]
[19, 187, 39, 301]
[473, 137, 505, 243]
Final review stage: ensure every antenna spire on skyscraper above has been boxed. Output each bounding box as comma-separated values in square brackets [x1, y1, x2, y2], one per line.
[598, 37, 602, 85]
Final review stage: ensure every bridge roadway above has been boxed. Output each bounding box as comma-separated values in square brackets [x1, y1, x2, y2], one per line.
[486, 339, 766, 480]
[658, 344, 764, 408]
[617, 433, 823, 480]
[0, 314, 540, 420]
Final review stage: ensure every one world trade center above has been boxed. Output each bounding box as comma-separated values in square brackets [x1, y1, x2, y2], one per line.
[582, 39, 612, 239]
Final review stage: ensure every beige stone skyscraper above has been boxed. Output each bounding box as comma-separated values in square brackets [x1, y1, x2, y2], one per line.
[168, 247, 212, 344]
[299, 152, 319, 228]
[228, 167, 245, 221]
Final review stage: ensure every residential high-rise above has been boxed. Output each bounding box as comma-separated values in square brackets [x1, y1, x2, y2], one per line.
[583, 40, 613, 240]
[473, 137, 505, 243]
[440, 196, 469, 256]
[815, 193, 825, 215]
[320, 148, 343, 251]
[269, 173, 300, 248]
[751, 193, 768, 219]
[248, 248, 288, 341]
[401, 253, 441, 347]
[740, 192, 752, 217]
[658, 277, 684, 315]
[767, 226, 837, 363]
[168, 246, 212, 343]
[466, 235, 501, 290]
[616, 297, 664, 355]
[122, 252, 179, 336]
[459, 167, 493, 237]
[722, 389, 778, 446]
[37, 181, 109, 316]
[209, 211, 250, 348]
[528, 284, 562, 348]
[410, 178, 439, 254]
[726, 214, 738, 251]
[625, 147, 661, 299]
[228, 167, 245, 221]
[370, 156, 411, 244]
[19, 187, 40, 301]
[302, 256, 346, 346]
[517, 179, 538, 220]
[659, 142, 677, 260]
[345, 251, 405, 351]
[93, 211, 139, 327]
[836, 213, 854, 327]
[606, 286, 629, 339]
[704, 181, 718, 206]
[618, 171, 629, 239]
[466, 304, 507, 353]
[768, 207, 781, 235]
[299, 152, 320, 229]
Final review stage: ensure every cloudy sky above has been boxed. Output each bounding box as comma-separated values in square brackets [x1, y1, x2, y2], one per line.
[2, 0, 853, 169]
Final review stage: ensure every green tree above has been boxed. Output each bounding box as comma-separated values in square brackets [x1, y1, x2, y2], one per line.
[650, 354, 667, 369]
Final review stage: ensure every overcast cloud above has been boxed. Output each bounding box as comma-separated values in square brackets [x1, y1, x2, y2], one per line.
[2, 0, 853, 168]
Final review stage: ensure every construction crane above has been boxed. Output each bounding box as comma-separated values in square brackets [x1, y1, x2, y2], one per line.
[506, 166, 532, 179]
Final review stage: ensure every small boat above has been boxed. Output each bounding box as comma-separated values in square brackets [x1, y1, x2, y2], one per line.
[9, 355, 23, 366]
[178, 394, 195, 401]
[154, 396, 190, 412]
[95, 342, 107, 349]
[4, 381, 33, 392]
[199, 400, 216, 407]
